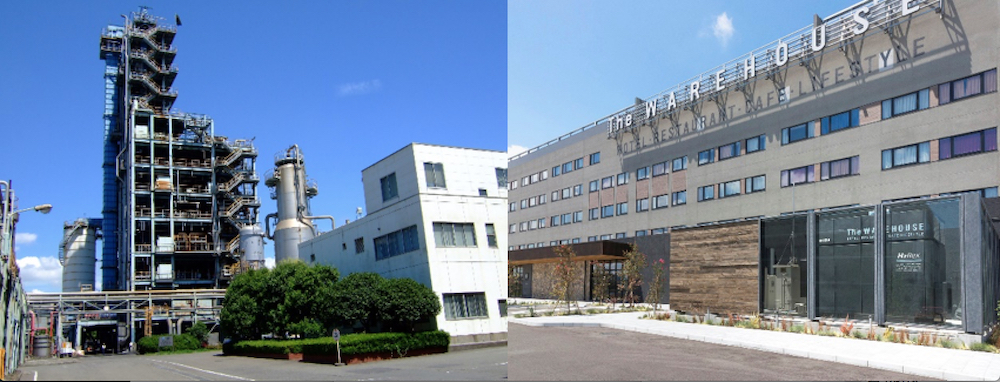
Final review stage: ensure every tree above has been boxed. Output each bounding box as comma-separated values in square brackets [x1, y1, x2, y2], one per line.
[220, 267, 271, 340]
[185, 321, 209, 345]
[376, 278, 441, 332]
[331, 272, 386, 332]
[621, 244, 646, 307]
[508, 262, 523, 298]
[646, 258, 666, 314]
[552, 245, 579, 314]
[268, 261, 339, 338]
[591, 264, 613, 309]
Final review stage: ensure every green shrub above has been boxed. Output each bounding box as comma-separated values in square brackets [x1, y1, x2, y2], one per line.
[789, 324, 804, 333]
[852, 330, 867, 339]
[938, 339, 959, 349]
[817, 330, 837, 337]
[137, 334, 201, 354]
[186, 321, 209, 344]
[226, 330, 450, 357]
[970, 342, 997, 353]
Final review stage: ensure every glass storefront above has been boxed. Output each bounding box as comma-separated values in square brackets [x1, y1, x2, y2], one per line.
[816, 208, 875, 319]
[883, 198, 962, 328]
[757, 195, 999, 332]
[760, 215, 808, 315]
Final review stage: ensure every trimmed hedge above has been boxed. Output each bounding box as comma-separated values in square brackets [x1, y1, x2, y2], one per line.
[227, 330, 450, 356]
[138, 334, 201, 354]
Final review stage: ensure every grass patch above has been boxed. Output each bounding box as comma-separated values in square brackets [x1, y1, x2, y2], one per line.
[969, 342, 997, 353]
[788, 324, 804, 333]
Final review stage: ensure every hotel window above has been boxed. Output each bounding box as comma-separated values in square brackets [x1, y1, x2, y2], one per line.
[672, 191, 687, 206]
[509, 224, 516, 234]
[652, 162, 668, 177]
[573, 184, 583, 196]
[698, 148, 715, 165]
[520, 199, 528, 209]
[550, 241, 557, 246]
[637, 166, 649, 180]
[635, 230, 647, 236]
[551, 216, 559, 227]
[562, 162, 573, 174]
[508, 246, 514, 251]
[528, 196, 537, 207]
[538, 218, 546, 229]
[573, 211, 583, 223]
[530, 173, 539, 184]
[374, 225, 419, 260]
[636, 198, 649, 212]
[720, 180, 741, 198]
[571, 238, 581, 244]
[562, 188, 571, 199]
[939, 128, 997, 160]
[539, 194, 547, 204]
[718, 141, 741, 161]
[615, 233, 626, 239]
[601, 176, 613, 189]
[651, 228, 666, 235]
[746, 135, 766, 153]
[672, 156, 688, 171]
[599, 234, 611, 240]
[528, 220, 538, 230]
[540, 169, 548, 180]
[519, 222, 528, 232]
[552, 165, 560, 177]
[560, 239, 570, 245]
[380, 172, 398, 201]
[616, 172, 629, 185]
[562, 213, 572, 225]
[496, 168, 507, 187]
[939, 69, 997, 105]
[745, 175, 766, 194]
[526, 243, 535, 249]
[617, 202, 628, 216]
[882, 89, 930, 119]
[820, 156, 860, 180]
[780, 165, 815, 187]
[521, 177, 528, 187]
[820, 109, 859, 135]
[574, 158, 584, 170]
[882, 142, 930, 169]
[355, 237, 365, 253]
[698, 185, 715, 201]
[590, 152, 601, 165]
[509, 202, 516, 212]
[485, 224, 497, 248]
[443, 292, 488, 320]
[601, 205, 615, 218]
[510, 181, 517, 190]
[652, 194, 669, 209]
[551, 191, 559, 202]
[587, 236, 598, 242]
[589, 180, 599, 192]
[589, 208, 599, 220]
[781, 121, 814, 145]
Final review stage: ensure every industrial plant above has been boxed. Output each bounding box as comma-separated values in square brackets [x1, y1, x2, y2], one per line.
[26, 7, 263, 357]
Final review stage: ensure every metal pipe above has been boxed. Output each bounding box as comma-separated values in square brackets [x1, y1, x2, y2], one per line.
[302, 215, 335, 234]
[264, 213, 278, 239]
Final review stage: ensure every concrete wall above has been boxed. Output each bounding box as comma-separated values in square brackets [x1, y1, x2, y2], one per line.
[507, 1, 1000, 249]
[669, 221, 759, 315]
[303, 143, 508, 338]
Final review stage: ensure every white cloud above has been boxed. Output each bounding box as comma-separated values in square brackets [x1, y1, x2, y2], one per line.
[264, 257, 275, 269]
[337, 79, 382, 97]
[712, 12, 735, 48]
[15, 232, 37, 245]
[507, 144, 529, 157]
[16, 256, 62, 290]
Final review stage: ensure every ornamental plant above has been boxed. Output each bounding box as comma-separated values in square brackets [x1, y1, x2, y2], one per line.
[620, 244, 646, 307]
[646, 258, 666, 315]
[552, 245, 579, 314]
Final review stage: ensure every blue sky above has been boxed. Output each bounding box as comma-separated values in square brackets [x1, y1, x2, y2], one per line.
[508, 0, 856, 155]
[0, 1, 506, 293]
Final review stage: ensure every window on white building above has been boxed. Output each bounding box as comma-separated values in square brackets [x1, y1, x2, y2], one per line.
[374, 225, 418, 260]
[433, 222, 477, 248]
[444, 292, 489, 320]
[380, 173, 398, 201]
[425, 162, 447, 188]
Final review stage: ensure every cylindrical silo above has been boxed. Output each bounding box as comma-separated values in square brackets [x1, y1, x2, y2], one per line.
[239, 224, 265, 269]
[60, 219, 99, 292]
[265, 145, 317, 263]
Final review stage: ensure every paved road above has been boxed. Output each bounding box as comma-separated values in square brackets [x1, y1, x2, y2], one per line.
[508, 323, 936, 381]
[18, 346, 507, 381]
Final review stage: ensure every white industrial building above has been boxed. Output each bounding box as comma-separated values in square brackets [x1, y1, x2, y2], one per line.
[299, 143, 508, 342]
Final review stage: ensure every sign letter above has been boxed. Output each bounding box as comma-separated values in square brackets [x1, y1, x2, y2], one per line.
[667, 92, 677, 110]
[811, 24, 826, 52]
[853, 6, 870, 35]
[743, 56, 755, 80]
[902, 0, 919, 16]
[645, 99, 658, 120]
[690, 81, 700, 101]
[716, 70, 725, 91]
[775, 40, 788, 66]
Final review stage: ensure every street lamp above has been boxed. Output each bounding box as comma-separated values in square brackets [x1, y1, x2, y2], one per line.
[1, 181, 54, 259]
[12, 204, 53, 216]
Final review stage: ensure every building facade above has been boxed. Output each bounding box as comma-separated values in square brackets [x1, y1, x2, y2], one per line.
[300, 143, 508, 341]
[508, 0, 1000, 335]
[98, 8, 260, 291]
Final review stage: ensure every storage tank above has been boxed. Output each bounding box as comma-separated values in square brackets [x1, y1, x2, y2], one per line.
[60, 219, 99, 292]
[265, 145, 318, 263]
[239, 224, 265, 269]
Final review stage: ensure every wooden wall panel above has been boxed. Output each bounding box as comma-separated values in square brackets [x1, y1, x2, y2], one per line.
[669, 220, 759, 315]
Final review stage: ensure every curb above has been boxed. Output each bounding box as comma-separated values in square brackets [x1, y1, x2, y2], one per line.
[448, 340, 507, 352]
[509, 318, 988, 381]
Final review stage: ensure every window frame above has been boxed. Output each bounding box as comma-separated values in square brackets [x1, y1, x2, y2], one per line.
[698, 185, 715, 202]
[781, 121, 814, 145]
